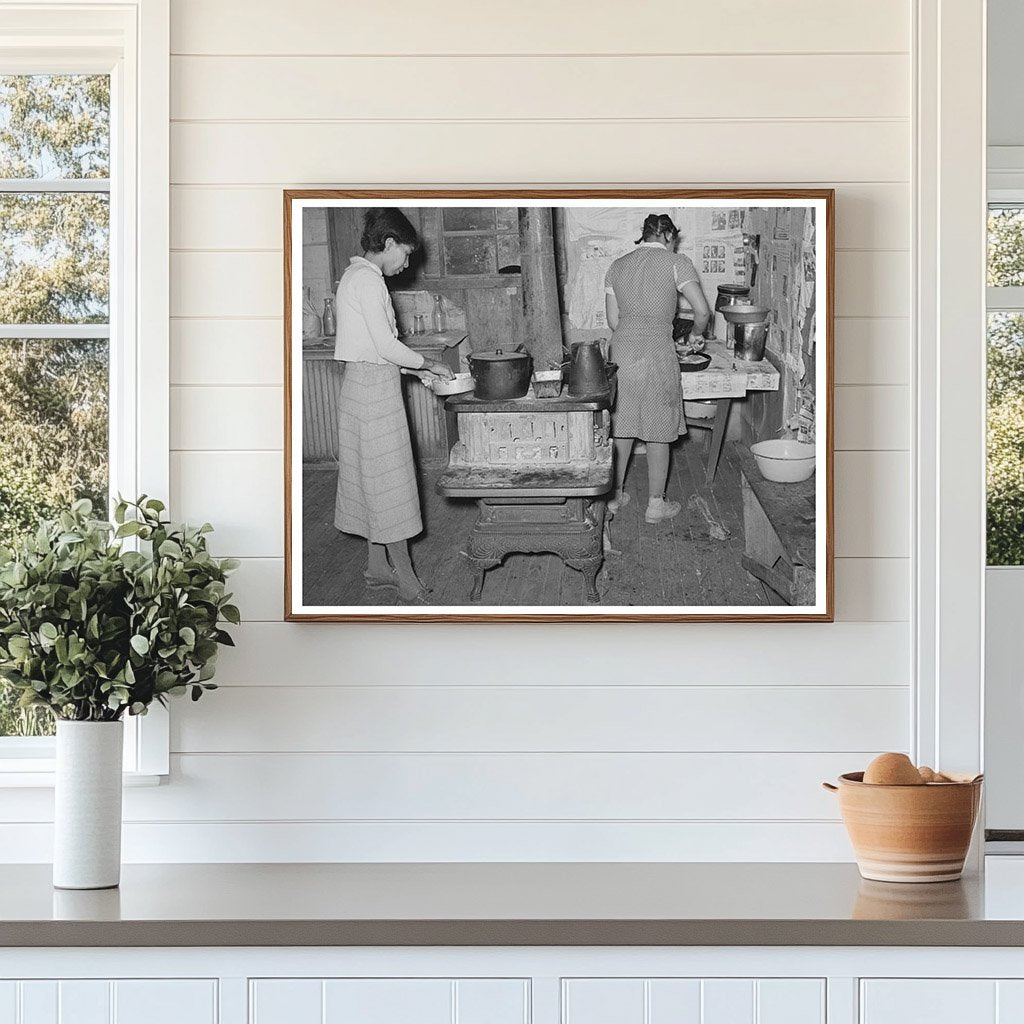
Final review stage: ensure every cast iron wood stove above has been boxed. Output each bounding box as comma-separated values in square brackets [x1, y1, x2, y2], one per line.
[436, 391, 613, 603]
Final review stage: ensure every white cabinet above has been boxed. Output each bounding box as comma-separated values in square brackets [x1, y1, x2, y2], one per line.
[0, 980, 217, 1024]
[249, 978, 529, 1024]
[562, 978, 825, 1024]
[860, 980, 1024, 1024]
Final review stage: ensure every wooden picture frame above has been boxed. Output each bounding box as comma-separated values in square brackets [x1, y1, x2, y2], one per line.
[284, 189, 834, 622]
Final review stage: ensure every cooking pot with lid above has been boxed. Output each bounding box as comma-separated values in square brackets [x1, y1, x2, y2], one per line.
[466, 348, 533, 400]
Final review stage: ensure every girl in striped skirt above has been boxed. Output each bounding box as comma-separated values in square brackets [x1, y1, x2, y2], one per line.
[333, 209, 453, 604]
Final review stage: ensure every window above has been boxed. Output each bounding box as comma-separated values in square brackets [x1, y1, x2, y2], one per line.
[0, 74, 111, 739]
[414, 207, 521, 279]
[986, 204, 1024, 565]
[0, 3, 169, 778]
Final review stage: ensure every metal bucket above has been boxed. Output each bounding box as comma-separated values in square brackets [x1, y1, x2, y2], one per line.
[730, 320, 768, 362]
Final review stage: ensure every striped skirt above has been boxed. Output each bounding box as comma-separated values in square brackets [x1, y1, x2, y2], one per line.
[334, 361, 423, 544]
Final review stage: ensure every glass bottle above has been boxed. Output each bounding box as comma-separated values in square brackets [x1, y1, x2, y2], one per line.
[322, 297, 337, 337]
[432, 294, 447, 333]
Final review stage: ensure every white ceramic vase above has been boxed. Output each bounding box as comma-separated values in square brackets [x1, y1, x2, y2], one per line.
[53, 720, 124, 889]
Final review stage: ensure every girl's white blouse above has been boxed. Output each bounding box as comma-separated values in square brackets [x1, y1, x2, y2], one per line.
[333, 256, 425, 369]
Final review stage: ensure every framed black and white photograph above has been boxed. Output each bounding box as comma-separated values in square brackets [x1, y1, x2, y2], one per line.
[284, 190, 833, 622]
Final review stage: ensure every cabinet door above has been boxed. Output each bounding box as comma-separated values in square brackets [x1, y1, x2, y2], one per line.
[249, 979, 528, 1024]
[0, 980, 216, 1024]
[562, 978, 825, 1024]
[861, 980, 1024, 1024]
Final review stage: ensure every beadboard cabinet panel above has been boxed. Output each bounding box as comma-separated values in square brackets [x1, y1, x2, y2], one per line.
[170, 0, 909, 55]
[249, 979, 529, 1024]
[562, 978, 825, 1024]
[170, 121, 908, 187]
[860, 980, 997, 1024]
[0, 981, 217, 1024]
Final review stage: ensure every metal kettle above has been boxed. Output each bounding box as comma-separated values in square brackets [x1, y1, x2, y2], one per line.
[568, 339, 609, 397]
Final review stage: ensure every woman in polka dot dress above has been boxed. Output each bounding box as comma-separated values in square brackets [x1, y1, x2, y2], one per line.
[604, 214, 711, 523]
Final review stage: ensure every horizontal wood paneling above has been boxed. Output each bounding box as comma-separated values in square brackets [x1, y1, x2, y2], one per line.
[834, 386, 910, 450]
[171, 449, 907, 559]
[170, 0, 910, 56]
[833, 557, 909, 622]
[170, 184, 910, 252]
[834, 318, 909, 386]
[171, 252, 280, 317]
[170, 121, 909, 186]
[170, 250, 909, 320]
[226, 556, 909, 623]
[112, 751, 862, 821]
[34, 0, 914, 865]
[171, 386, 282, 450]
[170, 319, 283, 386]
[209, 621, 910, 687]
[171, 685, 909, 754]
[834, 452, 910, 558]
[0, 820, 856, 862]
[171, 54, 909, 122]
[170, 451, 283, 556]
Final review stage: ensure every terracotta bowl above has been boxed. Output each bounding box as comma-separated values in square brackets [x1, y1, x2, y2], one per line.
[823, 772, 983, 883]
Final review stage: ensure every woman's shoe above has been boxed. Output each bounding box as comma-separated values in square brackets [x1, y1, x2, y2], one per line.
[363, 567, 399, 590]
[606, 491, 630, 515]
[397, 586, 432, 606]
[645, 497, 682, 523]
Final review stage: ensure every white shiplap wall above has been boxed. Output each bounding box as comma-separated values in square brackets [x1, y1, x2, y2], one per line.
[1, 0, 916, 862]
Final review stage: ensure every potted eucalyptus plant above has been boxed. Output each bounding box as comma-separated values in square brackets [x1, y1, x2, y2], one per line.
[0, 497, 239, 889]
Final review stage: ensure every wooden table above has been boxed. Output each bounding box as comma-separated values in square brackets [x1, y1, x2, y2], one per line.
[680, 340, 780, 485]
[725, 440, 816, 606]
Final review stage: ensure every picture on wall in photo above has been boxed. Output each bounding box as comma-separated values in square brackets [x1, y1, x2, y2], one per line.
[285, 191, 834, 622]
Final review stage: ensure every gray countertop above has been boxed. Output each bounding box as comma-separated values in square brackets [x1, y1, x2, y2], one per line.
[5, 861, 1024, 947]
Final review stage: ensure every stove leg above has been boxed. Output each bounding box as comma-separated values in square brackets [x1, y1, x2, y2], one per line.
[466, 556, 501, 603]
[567, 556, 603, 604]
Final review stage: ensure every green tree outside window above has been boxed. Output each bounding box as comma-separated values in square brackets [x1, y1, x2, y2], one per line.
[0, 75, 110, 736]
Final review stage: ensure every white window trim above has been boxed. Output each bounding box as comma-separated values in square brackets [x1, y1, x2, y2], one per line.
[914, 0, 987, 820]
[0, 0, 169, 783]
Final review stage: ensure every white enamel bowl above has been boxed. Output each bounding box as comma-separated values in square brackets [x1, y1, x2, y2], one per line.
[429, 372, 475, 396]
[750, 439, 816, 483]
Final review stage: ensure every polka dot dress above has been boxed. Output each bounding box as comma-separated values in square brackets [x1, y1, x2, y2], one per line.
[605, 245, 696, 442]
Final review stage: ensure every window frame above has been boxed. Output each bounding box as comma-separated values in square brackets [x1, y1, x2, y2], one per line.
[0, 1, 169, 783]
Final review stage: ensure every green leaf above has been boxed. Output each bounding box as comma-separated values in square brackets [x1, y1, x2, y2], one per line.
[39, 622, 58, 641]
[220, 604, 240, 625]
[8, 635, 30, 657]
[158, 539, 183, 559]
[130, 634, 150, 656]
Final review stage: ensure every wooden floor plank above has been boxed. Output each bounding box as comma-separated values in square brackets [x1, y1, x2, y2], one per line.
[300, 439, 768, 609]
